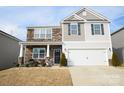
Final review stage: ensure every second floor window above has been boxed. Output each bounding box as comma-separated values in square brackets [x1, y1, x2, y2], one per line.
[70, 23, 78, 35]
[40, 28, 45, 39]
[91, 24, 104, 35]
[46, 28, 52, 39]
[34, 28, 52, 39]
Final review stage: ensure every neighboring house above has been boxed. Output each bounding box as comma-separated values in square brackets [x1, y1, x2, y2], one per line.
[19, 7, 112, 66]
[111, 27, 124, 63]
[0, 30, 21, 70]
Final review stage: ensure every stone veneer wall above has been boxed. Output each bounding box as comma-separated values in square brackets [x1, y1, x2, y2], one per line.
[24, 46, 33, 63]
[24, 45, 62, 63]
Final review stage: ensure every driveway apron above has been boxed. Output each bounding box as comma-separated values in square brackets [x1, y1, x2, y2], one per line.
[69, 66, 124, 86]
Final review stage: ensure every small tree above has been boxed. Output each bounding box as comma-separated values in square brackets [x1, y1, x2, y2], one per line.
[60, 53, 67, 66]
[112, 52, 121, 66]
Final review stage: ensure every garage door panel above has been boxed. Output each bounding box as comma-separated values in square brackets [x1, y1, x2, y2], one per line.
[68, 49, 108, 66]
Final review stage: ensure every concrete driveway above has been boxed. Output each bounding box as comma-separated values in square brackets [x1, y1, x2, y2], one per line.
[69, 66, 124, 86]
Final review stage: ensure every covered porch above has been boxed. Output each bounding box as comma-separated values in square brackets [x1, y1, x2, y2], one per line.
[18, 42, 62, 66]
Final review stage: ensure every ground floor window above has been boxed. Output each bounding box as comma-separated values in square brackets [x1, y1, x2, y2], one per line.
[32, 48, 46, 59]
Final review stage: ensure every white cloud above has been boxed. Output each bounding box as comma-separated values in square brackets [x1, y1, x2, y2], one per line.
[0, 22, 26, 41]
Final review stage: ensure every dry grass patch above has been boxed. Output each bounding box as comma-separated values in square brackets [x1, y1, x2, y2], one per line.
[0, 67, 72, 86]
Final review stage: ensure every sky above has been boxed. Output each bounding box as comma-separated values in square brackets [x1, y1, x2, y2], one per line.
[0, 6, 124, 41]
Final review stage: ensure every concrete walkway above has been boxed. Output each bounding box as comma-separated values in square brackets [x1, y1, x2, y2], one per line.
[69, 66, 124, 86]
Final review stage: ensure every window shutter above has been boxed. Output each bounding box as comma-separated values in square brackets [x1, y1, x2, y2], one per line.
[91, 24, 94, 35]
[68, 23, 70, 35]
[78, 23, 81, 35]
[101, 24, 104, 35]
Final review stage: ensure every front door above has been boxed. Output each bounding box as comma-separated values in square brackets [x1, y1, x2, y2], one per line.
[54, 49, 61, 64]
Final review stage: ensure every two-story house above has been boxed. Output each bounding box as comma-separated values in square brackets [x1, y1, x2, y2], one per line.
[19, 7, 112, 66]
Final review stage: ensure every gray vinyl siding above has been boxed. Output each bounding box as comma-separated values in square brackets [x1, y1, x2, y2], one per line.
[112, 29, 124, 63]
[63, 23, 85, 41]
[112, 29, 124, 48]
[76, 10, 101, 20]
[0, 34, 20, 70]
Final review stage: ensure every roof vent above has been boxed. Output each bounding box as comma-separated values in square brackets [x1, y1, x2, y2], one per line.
[82, 10, 87, 16]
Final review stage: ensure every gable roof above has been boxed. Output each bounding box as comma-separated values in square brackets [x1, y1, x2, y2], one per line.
[65, 14, 86, 21]
[82, 8, 109, 21]
[0, 30, 21, 42]
[62, 7, 110, 22]
[111, 27, 124, 36]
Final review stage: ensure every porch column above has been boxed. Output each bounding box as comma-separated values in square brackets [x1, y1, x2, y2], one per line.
[18, 44, 24, 66]
[19, 44, 23, 57]
[46, 44, 50, 57]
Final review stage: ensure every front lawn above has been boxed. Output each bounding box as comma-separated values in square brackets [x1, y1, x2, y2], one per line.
[0, 67, 72, 86]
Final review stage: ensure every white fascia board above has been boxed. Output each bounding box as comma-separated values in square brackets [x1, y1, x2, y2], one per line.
[62, 20, 110, 23]
[19, 42, 25, 45]
[68, 48, 107, 50]
[62, 14, 86, 21]
[84, 8, 111, 22]
[85, 21, 110, 23]
[19, 41, 62, 45]
[63, 41, 111, 43]
[74, 14, 87, 21]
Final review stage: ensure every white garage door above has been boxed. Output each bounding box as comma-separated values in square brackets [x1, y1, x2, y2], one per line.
[68, 49, 108, 66]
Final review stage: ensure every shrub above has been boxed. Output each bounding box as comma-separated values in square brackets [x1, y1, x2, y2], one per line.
[41, 60, 46, 67]
[16, 63, 20, 67]
[13, 62, 20, 67]
[25, 59, 38, 67]
[112, 52, 121, 66]
[60, 53, 67, 66]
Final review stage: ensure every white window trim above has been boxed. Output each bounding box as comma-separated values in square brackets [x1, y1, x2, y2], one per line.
[32, 48, 46, 59]
[34, 28, 40, 39]
[45, 28, 52, 39]
[34, 28, 52, 39]
[93, 24, 102, 35]
[40, 28, 46, 39]
[70, 23, 78, 35]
